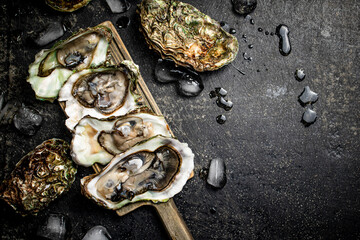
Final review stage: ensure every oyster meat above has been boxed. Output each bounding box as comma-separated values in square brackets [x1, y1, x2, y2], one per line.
[27, 26, 112, 101]
[139, 0, 239, 72]
[46, 0, 92, 12]
[71, 111, 172, 167]
[0, 139, 77, 216]
[81, 135, 194, 209]
[58, 60, 142, 130]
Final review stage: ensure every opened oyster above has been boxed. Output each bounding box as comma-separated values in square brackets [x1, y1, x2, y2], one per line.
[81, 135, 194, 209]
[71, 111, 172, 167]
[45, 0, 92, 12]
[58, 60, 141, 130]
[27, 26, 112, 101]
[139, 0, 239, 72]
[0, 139, 77, 216]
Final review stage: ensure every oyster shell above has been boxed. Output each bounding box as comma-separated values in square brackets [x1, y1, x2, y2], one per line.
[45, 0, 92, 12]
[0, 139, 77, 216]
[27, 26, 112, 101]
[58, 61, 142, 131]
[139, 0, 239, 72]
[71, 111, 172, 167]
[81, 135, 194, 209]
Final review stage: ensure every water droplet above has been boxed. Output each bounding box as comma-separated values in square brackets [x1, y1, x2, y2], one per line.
[216, 97, 233, 111]
[216, 115, 227, 124]
[232, 0, 257, 15]
[298, 86, 318, 106]
[250, 19, 255, 25]
[243, 52, 252, 61]
[116, 16, 130, 29]
[220, 21, 230, 32]
[106, 0, 131, 13]
[248, 44, 253, 49]
[265, 31, 269, 35]
[207, 158, 227, 188]
[209, 90, 217, 98]
[270, 32, 275, 36]
[215, 87, 228, 97]
[229, 28, 237, 34]
[295, 68, 306, 81]
[258, 27, 263, 32]
[276, 24, 291, 56]
[210, 207, 217, 214]
[242, 34, 247, 38]
[302, 106, 317, 126]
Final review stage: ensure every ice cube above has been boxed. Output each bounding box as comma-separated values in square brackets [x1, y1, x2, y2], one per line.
[82, 226, 112, 240]
[154, 59, 180, 83]
[13, 105, 43, 136]
[37, 213, 68, 240]
[33, 22, 65, 47]
[106, 0, 131, 13]
[177, 76, 204, 97]
[207, 158, 227, 189]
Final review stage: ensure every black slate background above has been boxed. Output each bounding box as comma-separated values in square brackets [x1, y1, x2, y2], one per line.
[0, 0, 359, 239]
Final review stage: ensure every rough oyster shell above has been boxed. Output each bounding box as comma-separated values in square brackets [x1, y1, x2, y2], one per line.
[81, 135, 194, 210]
[27, 26, 112, 101]
[45, 0, 92, 12]
[0, 139, 77, 216]
[58, 61, 142, 131]
[71, 111, 172, 167]
[139, 0, 239, 72]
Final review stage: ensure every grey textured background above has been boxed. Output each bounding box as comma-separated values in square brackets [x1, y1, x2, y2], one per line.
[0, 0, 359, 239]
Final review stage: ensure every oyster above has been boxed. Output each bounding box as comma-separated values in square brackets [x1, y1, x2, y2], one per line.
[71, 111, 172, 167]
[58, 60, 142, 131]
[0, 139, 77, 216]
[27, 26, 112, 101]
[139, 0, 239, 72]
[45, 0, 92, 12]
[81, 135, 194, 209]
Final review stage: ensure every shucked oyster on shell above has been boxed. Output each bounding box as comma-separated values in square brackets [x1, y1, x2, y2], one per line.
[71, 111, 172, 167]
[58, 60, 142, 131]
[139, 0, 239, 72]
[81, 135, 194, 210]
[27, 26, 112, 101]
[0, 139, 77, 216]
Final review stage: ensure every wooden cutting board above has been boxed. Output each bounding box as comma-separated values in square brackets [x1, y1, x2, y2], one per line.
[60, 21, 193, 240]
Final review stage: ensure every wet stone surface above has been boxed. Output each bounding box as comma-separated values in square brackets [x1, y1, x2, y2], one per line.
[1, 0, 360, 240]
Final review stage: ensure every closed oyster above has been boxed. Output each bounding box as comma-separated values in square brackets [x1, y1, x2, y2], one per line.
[27, 26, 112, 101]
[45, 0, 92, 12]
[81, 135, 194, 209]
[139, 0, 239, 72]
[71, 111, 172, 167]
[58, 60, 142, 131]
[0, 139, 77, 216]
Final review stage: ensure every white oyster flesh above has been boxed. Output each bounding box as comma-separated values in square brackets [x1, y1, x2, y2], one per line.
[71, 112, 172, 167]
[58, 61, 141, 131]
[81, 135, 194, 209]
[27, 27, 112, 101]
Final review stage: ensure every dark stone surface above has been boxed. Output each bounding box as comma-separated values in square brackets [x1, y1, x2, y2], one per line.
[0, 0, 359, 239]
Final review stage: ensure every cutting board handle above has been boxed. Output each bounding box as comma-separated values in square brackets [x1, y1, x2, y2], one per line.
[154, 198, 194, 240]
